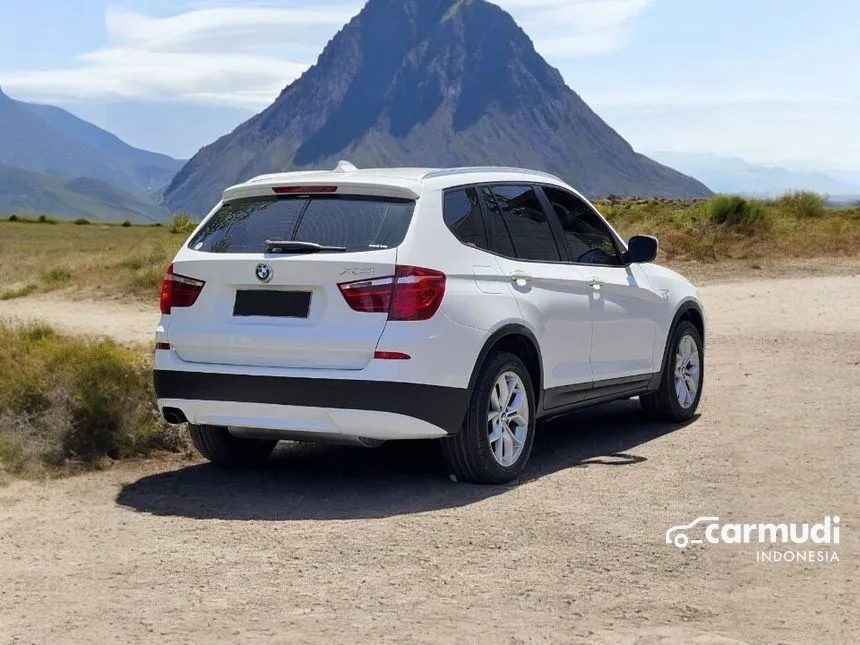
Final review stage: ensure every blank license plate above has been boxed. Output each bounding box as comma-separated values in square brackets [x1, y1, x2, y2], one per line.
[233, 290, 311, 318]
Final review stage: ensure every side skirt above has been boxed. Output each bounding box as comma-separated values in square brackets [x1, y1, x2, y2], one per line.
[538, 374, 657, 422]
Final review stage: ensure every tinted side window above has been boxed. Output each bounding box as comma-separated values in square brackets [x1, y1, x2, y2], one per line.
[443, 188, 487, 249]
[491, 185, 561, 262]
[542, 187, 621, 266]
[478, 186, 517, 257]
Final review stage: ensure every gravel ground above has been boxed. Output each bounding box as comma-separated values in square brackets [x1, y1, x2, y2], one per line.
[1, 272, 859, 644]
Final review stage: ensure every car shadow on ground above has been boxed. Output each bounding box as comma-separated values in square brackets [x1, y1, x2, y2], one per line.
[116, 400, 698, 522]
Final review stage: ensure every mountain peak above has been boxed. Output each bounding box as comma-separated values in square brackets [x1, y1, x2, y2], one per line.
[164, 0, 710, 214]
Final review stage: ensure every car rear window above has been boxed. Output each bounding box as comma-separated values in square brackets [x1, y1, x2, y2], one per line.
[188, 195, 416, 254]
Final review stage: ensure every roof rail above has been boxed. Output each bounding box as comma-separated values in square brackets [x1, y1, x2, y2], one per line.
[421, 166, 564, 182]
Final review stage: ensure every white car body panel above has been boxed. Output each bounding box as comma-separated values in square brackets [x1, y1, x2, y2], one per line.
[490, 253, 594, 390]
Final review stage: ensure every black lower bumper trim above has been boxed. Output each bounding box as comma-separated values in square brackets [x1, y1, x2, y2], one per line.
[154, 370, 470, 434]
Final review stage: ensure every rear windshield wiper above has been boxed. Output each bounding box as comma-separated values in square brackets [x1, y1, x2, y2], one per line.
[265, 240, 347, 254]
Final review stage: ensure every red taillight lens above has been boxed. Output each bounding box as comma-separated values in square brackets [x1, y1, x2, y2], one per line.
[160, 263, 205, 314]
[389, 266, 446, 321]
[338, 265, 446, 322]
[338, 276, 395, 314]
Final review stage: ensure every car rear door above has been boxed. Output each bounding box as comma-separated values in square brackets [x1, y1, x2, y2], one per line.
[476, 184, 594, 405]
[165, 191, 415, 370]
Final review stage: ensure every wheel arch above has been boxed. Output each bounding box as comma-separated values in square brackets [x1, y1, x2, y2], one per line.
[653, 300, 706, 389]
[467, 324, 545, 412]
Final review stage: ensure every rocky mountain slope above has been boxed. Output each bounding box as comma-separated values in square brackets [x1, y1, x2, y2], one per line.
[164, 0, 710, 215]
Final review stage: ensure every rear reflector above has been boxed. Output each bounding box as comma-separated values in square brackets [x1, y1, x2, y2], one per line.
[338, 265, 446, 322]
[155, 342, 171, 351]
[373, 351, 411, 360]
[272, 185, 338, 195]
[160, 264, 206, 314]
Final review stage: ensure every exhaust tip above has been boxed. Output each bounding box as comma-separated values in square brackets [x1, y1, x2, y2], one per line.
[161, 407, 188, 425]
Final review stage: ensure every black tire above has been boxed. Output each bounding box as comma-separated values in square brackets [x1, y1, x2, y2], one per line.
[189, 424, 277, 468]
[641, 320, 704, 422]
[441, 351, 536, 485]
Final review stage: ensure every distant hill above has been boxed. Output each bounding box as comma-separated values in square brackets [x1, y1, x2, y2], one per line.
[0, 163, 170, 223]
[164, 0, 711, 215]
[0, 87, 183, 196]
[649, 152, 860, 198]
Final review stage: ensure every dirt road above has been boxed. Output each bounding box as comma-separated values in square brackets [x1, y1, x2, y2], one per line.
[1, 273, 859, 644]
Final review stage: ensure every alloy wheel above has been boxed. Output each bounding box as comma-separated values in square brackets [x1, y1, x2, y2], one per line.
[487, 371, 530, 467]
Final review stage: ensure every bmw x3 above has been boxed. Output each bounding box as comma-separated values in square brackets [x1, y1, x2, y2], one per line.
[154, 162, 706, 484]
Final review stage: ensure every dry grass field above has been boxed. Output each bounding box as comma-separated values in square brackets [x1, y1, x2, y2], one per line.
[1, 193, 859, 304]
[0, 218, 186, 303]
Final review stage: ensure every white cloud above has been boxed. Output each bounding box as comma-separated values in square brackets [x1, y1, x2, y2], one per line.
[0, 0, 651, 109]
[0, 4, 360, 110]
[104, 5, 359, 51]
[495, 0, 653, 55]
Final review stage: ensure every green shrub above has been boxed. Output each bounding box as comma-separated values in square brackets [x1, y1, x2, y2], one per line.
[598, 202, 620, 223]
[0, 324, 187, 476]
[121, 221, 132, 227]
[0, 284, 38, 300]
[704, 195, 769, 229]
[37, 215, 57, 225]
[8, 214, 18, 222]
[40, 268, 72, 287]
[169, 212, 197, 235]
[74, 218, 91, 226]
[775, 191, 827, 218]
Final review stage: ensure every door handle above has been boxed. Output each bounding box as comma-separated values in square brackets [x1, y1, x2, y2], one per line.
[510, 271, 532, 286]
[588, 277, 604, 291]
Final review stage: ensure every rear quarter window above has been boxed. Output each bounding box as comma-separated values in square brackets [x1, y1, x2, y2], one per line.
[443, 188, 488, 249]
[188, 195, 415, 254]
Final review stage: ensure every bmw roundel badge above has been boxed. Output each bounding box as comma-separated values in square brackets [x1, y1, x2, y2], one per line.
[255, 263, 273, 283]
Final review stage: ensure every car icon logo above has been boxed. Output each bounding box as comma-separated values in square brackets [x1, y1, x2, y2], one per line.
[666, 516, 720, 549]
[255, 263, 273, 283]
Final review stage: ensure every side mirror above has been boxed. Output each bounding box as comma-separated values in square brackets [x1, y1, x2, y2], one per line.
[626, 235, 659, 264]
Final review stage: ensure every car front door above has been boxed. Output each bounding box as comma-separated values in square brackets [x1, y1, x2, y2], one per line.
[540, 186, 662, 383]
[477, 184, 594, 407]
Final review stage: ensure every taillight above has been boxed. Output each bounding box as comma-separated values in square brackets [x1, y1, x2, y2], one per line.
[389, 266, 447, 321]
[160, 263, 205, 314]
[338, 276, 395, 314]
[338, 265, 446, 322]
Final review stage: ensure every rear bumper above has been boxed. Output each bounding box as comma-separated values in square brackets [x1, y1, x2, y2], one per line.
[154, 368, 469, 438]
[157, 398, 450, 441]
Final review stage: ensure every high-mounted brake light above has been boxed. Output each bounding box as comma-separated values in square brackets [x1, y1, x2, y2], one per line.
[160, 263, 206, 314]
[272, 185, 338, 195]
[338, 265, 446, 322]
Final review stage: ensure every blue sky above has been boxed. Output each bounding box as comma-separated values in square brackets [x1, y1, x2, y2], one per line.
[0, 0, 857, 169]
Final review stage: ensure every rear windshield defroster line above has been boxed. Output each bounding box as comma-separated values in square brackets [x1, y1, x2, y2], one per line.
[188, 195, 416, 254]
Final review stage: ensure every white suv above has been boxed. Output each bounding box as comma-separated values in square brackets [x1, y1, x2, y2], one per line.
[154, 162, 705, 484]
